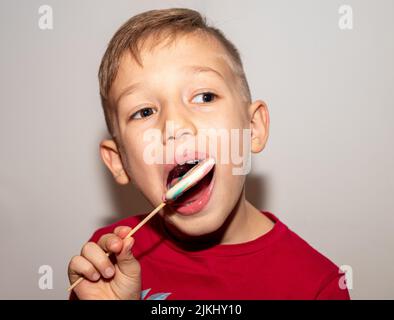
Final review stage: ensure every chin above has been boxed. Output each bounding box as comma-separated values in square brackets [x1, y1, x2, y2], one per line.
[165, 206, 228, 237]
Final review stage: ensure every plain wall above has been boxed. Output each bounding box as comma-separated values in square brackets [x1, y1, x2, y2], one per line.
[0, 0, 393, 299]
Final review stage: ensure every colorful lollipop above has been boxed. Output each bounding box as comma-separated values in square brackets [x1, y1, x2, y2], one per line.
[165, 157, 216, 202]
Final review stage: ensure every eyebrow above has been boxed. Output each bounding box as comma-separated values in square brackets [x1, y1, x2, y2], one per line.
[116, 65, 224, 105]
[116, 82, 142, 105]
[182, 65, 225, 80]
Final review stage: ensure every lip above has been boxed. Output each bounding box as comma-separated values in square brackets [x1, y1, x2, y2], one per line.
[162, 150, 212, 190]
[169, 165, 216, 215]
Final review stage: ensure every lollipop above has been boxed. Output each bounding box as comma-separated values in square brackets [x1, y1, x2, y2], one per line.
[165, 157, 216, 202]
[68, 157, 216, 292]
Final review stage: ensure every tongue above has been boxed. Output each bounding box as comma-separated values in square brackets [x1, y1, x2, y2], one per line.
[171, 171, 212, 205]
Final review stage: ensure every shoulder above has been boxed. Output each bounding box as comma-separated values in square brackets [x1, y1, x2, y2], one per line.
[264, 212, 350, 299]
[283, 227, 350, 299]
[265, 212, 340, 275]
[282, 226, 340, 276]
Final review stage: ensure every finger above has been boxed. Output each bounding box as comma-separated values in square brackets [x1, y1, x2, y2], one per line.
[97, 233, 123, 254]
[80, 242, 115, 279]
[68, 255, 100, 284]
[115, 237, 141, 279]
[114, 226, 132, 239]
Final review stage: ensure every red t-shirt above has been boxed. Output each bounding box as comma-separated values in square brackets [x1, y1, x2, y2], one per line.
[86, 211, 350, 300]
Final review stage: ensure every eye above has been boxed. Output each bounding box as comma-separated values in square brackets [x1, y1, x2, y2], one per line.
[130, 107, 157, 120]
[191, 92, 218, 104]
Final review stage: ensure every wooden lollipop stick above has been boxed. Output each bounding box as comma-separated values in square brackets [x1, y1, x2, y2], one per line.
[67, 202, 166, 292]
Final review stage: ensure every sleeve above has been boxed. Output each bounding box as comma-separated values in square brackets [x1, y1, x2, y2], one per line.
[315, 271, 351, 300]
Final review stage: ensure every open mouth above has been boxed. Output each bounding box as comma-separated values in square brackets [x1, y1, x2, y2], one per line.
[166, 159, 202, 188]
[165, 159, 216, 215]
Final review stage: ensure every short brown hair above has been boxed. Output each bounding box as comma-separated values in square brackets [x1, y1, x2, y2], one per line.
[98, 8, 251, 137]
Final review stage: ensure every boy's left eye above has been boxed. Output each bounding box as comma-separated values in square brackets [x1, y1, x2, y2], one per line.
[191, 92, 217, 104]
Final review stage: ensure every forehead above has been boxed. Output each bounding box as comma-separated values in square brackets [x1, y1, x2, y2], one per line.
[141, 32, 234, 69]
[112, 33, 237, 93]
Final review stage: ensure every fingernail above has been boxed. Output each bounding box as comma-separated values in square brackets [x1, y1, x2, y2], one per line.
[125, 245, 132, 255]
[92, 272, 100, 281]
[105, 267, 114, 277]
[126, 239, 134, 253]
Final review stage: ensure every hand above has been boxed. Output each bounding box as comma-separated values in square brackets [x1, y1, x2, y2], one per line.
[68, 226, 141, 300]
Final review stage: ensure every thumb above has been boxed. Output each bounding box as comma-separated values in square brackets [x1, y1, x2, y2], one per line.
[113, 237, 142, 300]
[115, 237, 141, 279]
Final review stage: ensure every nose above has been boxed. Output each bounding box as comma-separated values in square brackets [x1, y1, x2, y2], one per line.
[161, 102, 198, 146]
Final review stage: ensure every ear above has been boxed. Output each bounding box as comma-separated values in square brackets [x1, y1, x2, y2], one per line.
[99, 139, 130, 185]
[248, 100, 270, 153]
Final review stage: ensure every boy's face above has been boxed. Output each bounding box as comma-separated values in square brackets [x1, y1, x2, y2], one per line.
[101, 33, 269, 238]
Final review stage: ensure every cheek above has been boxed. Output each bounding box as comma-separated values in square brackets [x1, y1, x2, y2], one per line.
[123, 137, 144, 166]
[123, 125, 161, 162]
[214, 163, 245, 208]
[122, 133, 165, 197]
[127, 159, 163, 202]
[123, 133, 155, 178]
[210, 105, 247, 131]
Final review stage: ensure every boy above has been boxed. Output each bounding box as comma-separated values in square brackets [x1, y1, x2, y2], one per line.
[68, 8, 350, 300]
